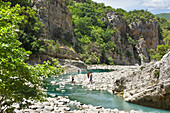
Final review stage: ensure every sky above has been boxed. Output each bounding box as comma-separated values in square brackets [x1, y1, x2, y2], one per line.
[92, 0, 170, 14]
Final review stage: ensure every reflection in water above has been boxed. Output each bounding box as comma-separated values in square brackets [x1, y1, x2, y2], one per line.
[44, 70, 170, 113]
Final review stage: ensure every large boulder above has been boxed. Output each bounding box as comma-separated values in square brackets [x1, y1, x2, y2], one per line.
[123, 51, 170, 110]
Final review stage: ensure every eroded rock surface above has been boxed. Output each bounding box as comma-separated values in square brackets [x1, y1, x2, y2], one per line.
[124, 51, 170, 110]
[34, 0, 76, 43]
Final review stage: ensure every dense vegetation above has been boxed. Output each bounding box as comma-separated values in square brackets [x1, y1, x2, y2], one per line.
[155, 13, 170, 19]
[0, 1, 65, 112]
[66, 0, 170, 64]
[66, 0, 117, 64]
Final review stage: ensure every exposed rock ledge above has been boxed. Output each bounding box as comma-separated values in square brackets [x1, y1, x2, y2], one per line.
[58, 59, 87, 74]
[73, 52, 170, 110]
[124, 51, 170, 110]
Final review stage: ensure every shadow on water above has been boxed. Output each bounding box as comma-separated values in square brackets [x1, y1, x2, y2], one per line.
[44, 69, 170, 113]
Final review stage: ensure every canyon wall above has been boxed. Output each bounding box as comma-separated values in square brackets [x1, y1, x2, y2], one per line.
[34, 0, 76, 43]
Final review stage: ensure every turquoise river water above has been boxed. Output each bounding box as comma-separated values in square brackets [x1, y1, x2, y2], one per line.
[44, 69, 170, 113]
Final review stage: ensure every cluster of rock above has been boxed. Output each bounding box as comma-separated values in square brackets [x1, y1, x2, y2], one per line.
[73, 52, 170, 110]
[14, 96, 140, 113]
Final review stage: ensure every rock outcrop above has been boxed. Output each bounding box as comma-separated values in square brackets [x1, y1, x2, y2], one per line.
[58, 59, 87, 73]
[105, 11, 161, 65]
[129, 21, 159, 50]
[124, 51, 170, 110]
[106, 12, 140, 65]
[28, 53, 87, 73]
[34, 0, 76, 43]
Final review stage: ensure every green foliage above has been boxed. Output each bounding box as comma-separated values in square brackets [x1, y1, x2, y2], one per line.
[67, 0, 116, 64]
[125, 9, 156, 24]
[140, 66, 145, 70]
[107, 57, 114, 65]
[3, 0, 45, 54]
[18, 6, 45, 54]
[0, 2, 65, 112]
[3, 0, 33, 7]
[67, 0, 169, 64]
[127, 34, 136, 45]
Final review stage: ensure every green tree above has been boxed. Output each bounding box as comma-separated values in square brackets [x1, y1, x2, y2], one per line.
[18, 6, 45, 54]
[0, 2, 65, 112]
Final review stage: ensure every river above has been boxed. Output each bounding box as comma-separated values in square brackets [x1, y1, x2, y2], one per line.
[44, 69, 170, 113]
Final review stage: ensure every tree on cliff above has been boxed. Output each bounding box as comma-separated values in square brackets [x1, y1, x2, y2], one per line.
[0, 2, 65, 112]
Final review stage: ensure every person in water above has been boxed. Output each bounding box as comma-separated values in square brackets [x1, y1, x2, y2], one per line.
[71, 75, 74, 83]
[89, 71, 92, 84]
[87, 71, 90, 78]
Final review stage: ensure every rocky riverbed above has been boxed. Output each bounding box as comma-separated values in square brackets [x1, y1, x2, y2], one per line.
[74, 65, 139, 95]
[14, 96, 141, 113]
[73, 52, 170, 110]
[14, 52, 169, 112]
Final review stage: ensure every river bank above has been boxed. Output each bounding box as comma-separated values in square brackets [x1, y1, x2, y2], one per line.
[14, 96, 141, 113]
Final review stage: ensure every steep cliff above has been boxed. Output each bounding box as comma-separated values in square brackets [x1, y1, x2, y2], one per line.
[106, 11, 140, 65]
[34, 0, 76, 43]
[105, 11, 161, 65]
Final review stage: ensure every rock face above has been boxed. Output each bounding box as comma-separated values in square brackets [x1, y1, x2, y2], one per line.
[123, 52, 170, 110]
[34, 0, 76, 43]
[28, 53, 87, 73]
[106, 12, 140, 65]
[58, 59, 87, 73]
[105, 11, 161, 65]
[136, 38, 150, 64]
[129, 21, 159, 50]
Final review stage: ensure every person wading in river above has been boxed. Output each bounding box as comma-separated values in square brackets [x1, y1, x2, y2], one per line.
[87, 71, 90, 79]
[71, 75, 75, 84]
[89, 71, 93, 84]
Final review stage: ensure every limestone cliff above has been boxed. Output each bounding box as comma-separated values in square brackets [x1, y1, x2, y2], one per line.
[106, 12, 140, 65]
[34, 0, 76, 43]
[129, 21, 159, 50]
[105, 11, 161, 65]
[123, 51, 170, 110]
